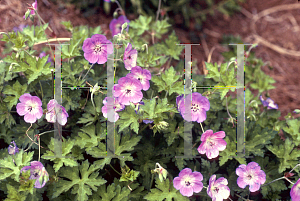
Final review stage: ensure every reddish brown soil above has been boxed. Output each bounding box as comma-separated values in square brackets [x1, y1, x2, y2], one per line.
[0, 0, 299, 120]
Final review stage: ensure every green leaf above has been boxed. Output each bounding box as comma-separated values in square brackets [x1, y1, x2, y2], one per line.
[151, 19, 171, 39]
[114, 133, 142, 167]
[21, 53, 52, 84]
[21, 24, 48, 47]
[115, 106, 140, 134]
[219, 137, 246, 166]
[5, 184, 27, 201]
[143, 176, 189, 201]
[282, 119, 300, 145]
[266, 138, 300, 173]
[74, 124, 106, 152]
[3, 80, 27, 110]
[61, 39, 82, 59]
[156, 31, 184, 60]
[52, 160, 107, 201]
[150, 66, 184, 96]
[90, 182, 131, 201]
[129, 15, 152, 35]
[119, 165, 140, 182]
[41, 137, 78, 172]
[61, 21, 73, 32]
[0, 150, 34, 182]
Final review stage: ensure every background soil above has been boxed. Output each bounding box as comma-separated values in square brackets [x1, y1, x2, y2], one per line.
[0, 0, 299, 121]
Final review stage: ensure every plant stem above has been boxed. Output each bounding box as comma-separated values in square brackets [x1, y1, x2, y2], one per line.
[138, 124, 148, 135]
[82, 63, 95, 80]
[149, 173, 154, 190]
[38, 136, 40, 161]
[39, 130, 55, 136]
[39, 81, 43, 100]
[199, 122, 204, 133]
[261, 176, 284, 187]
[109, 164, 122, 176]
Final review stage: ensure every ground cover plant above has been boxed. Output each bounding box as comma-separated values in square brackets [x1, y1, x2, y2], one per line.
[0, 0, 300, 200]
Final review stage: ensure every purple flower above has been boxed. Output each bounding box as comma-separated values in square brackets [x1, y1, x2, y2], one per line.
[236, 162, 266, 192]
[101, 97, 125, 122]
[207, 175, 230, 201]
[173, 168, 203, 197]
[8, 141, 19, 155]
[176, 92, 210, 123]
[259, 95, 278, 110]
[126, 66, 151, 91]
[113, 77, 143, 106]
[82, 34, 113, 64]
[13, 24, 27, 33]
[16, 93, 43, 124]
[20, 161, 49, 188]
[45, 99, 69, 126]
[123, 43, 138, 70]
[109, 15, 130, 37]
[291, 178, 300, 201]
[197, 130, 227, 159]
[39, 52, 52, 63]
[23, 0, 37, 19]
[104, 0, 110, 2]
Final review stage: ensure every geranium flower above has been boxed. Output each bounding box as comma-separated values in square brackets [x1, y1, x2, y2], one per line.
[197, 130, 227, 159]
[259, 95, 278, 109]
[176, 92, 210, 123]
[236, 162, 266, 192]
[23, 0, 37, 19]
[173, 168, 203, 197]
[20, 161, 49, 189]
[101, 97, 125, 122]
[123, 43, 138, 70]
[16, 93, 43, 124]
[8, 141, 19, 155]
[126, 66, 151, 91]
[291, 178, 300, 201]
[207, 175, 230, 201]
[113, 77, 143, 105]
[45, 99, 69, 126]
[13, 24, 27, 33]
[82, 34, 113, 64]
[109, 15, 130, 36]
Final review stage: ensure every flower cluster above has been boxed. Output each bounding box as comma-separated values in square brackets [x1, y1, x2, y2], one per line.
[16, 93, 68, 126]
[174, 163, 266, 199]
[82, 36, 152, 122]
[23, 0, 37, 19]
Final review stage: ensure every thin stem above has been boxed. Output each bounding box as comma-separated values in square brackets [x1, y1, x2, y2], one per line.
[202, 186, 207, 189]
[25, 124, 51, 151]
[35, 10, 55, 61]
[35, 11, 54, 33]
[24, 136, 37, 152]
[261, 176, 285, 187]
[82, 63, 95, 80]
[289, 164, 300, 173]
[109, 164, 122, 176]
[138, 124, 148, 135]
[155, 0, 162, 22]
[39, 81, 43, 100]
[164, 91, 168, 98]
[51, 69, 54, 99]
[82, 89, 90, 110]
[285, 177, 295, 185]
[38, 136, 40, 161]
[149, 173, 154, 190]
[39, 130, 55, 136]
[199, 122, 204, 133]
[114, 0, 124, 15]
